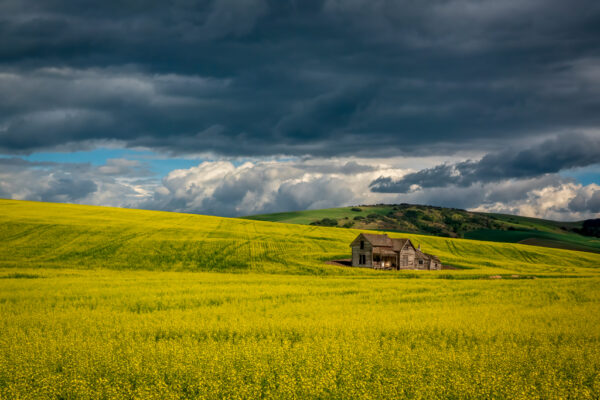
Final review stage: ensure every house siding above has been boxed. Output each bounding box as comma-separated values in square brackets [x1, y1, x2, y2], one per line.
[429, 260, 441, 270]
[351, 240, 373, 268]
[398, 247, 416, 269]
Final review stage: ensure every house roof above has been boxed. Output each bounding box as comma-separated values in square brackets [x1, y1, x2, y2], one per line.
[391, 238, 410, 251]
[415, 249, 441, 262]
[373, 247, 397, 256]
[356, 234, 415, 251]
[361, 233, 393, 247]
[415, 249, 429, 259]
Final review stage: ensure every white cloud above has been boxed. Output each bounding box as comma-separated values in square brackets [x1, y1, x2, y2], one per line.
[472, 181, 600, 220]
[2, 155, 599, 220]
[142, 159, 406, 216]
[139, 158, 600, 220]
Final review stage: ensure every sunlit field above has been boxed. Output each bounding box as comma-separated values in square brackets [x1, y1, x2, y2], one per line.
[1, 270, 599, 399]
[1, 199, 599, 276]
[1, 200, 600, 399]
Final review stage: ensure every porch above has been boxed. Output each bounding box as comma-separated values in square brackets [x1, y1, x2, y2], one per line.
[372, 248, 398, 270]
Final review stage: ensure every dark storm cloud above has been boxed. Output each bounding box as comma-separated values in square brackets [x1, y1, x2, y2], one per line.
[370, 134, 600, 193]
[0, 157, 97, 202]
[569, 190, 600, 214]
[39, 177, 97, 202]
[1, 0, 600, 156]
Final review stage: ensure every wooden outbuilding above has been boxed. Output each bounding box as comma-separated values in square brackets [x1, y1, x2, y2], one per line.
[350, 233, 441, 270]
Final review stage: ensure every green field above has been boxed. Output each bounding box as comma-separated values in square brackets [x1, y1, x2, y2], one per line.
[246, 206, 394, 225]
[464, 229, 600, 254]
[246, 205, 403, 225]
[1, 199, 600, 398]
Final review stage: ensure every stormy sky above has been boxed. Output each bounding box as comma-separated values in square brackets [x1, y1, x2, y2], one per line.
[1, 0, 600, 219]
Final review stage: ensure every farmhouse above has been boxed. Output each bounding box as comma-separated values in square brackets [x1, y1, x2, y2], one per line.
[350, 233, 441, 270]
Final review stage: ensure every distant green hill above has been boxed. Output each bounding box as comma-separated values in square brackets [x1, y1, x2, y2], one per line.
[245, 204, 600, 254]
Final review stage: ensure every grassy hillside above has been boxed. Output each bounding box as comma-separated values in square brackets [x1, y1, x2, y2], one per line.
[464, 229, 600, 253]
[1, 199, 600, 276]
[246, 204, 600, 254]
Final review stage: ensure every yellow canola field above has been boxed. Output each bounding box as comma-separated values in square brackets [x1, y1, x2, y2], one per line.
[0, 269, 599, 399]
[1, 199, 599, 276]
[1, 199, 600, 398]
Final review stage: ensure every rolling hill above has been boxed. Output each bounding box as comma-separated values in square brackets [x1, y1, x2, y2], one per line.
[1, 199, 599, 276]
[245, 204, 600, 254]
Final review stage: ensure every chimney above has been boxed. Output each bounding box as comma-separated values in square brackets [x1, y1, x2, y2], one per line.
[418, 244, 421, 251]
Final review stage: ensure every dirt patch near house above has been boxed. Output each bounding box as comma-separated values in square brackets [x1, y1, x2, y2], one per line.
[326, 259, 353, 267]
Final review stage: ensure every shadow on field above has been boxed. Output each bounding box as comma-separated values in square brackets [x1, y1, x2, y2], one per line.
[325, 259, 353, 267]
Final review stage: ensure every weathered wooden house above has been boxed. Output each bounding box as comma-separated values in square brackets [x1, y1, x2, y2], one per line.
[350, 233, 441, 270]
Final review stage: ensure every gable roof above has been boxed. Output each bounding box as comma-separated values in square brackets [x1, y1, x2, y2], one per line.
[415, 249, 429, 259]
[352, 234, 415, 250]
[391, 238, 411, 251]
[415, 248, 441, 262]
[360, 233, 393, 247]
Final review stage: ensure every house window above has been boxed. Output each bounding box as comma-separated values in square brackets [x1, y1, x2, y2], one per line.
[418, 260, 423, 265]
[359, 254, 366, 264]
[360, 240, 364, 249]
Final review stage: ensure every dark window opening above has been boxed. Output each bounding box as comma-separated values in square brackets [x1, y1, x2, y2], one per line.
[360, 240, 364, 249]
